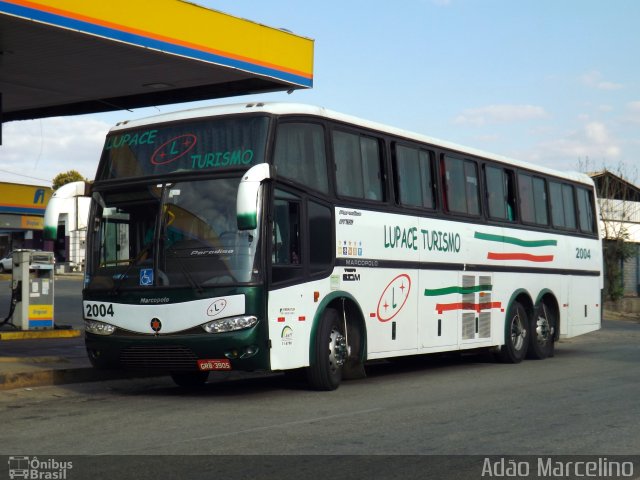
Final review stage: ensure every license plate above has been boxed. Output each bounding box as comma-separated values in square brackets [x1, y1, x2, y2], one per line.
[198, 359, 232, 371]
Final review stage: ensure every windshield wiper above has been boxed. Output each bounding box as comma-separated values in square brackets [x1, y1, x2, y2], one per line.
[165, 247, 203, 293]
[109, 246, 151, 295]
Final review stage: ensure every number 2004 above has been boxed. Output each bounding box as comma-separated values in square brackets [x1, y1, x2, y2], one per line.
[576, 248, 591, 259]
[85, 303, 115, 318]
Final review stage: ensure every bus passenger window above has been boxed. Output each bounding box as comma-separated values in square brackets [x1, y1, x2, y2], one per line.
[577, 187, 596, 233]
[361, 137, 383, 200]
[333, 131, 384, 201]
[549, 181, 577, 230]
[532, 177, 548, 225]
[443, 156, 479, 216]
[485, 166, 516, 221]
[505, 171, 517, 221]
[395, 145, 435, 209]
[274, 123, 329, 193]
[518, 173, 548, 225]
[562, 184, 577, 229]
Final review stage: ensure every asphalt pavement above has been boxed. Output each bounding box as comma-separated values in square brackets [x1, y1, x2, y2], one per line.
[0, 273, 638, 391]
[0, 273, 155, 390]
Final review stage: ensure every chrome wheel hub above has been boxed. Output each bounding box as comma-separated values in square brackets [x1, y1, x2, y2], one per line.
[328, 328, 347, 372]
[511, 314, 527, 350]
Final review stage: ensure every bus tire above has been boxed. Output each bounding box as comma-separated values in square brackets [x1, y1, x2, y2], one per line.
[498, 300, 529, 363]
[528, 302, 555, 359]
[171, 371, 209, 388]
[306, 308, 348, 391]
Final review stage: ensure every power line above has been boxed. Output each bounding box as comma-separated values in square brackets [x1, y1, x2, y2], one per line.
[0, 168, 51, 184]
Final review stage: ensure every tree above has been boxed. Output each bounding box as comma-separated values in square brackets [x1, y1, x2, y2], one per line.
[52, 170, 86, 190]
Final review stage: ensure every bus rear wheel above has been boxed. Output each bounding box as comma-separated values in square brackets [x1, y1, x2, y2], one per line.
[498, 300, 528, 363]
[171, 371, 209, 388]
[307, 308, 348, 391]
[528, 302, 555, 359]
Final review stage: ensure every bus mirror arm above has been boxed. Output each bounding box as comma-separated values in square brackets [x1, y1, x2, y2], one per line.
[237, 164, 274, 230]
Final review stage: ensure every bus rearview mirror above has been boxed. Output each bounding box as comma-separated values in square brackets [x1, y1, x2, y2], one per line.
[237, 164, 273, 230]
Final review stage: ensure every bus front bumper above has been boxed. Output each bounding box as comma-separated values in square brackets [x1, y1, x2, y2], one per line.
[85, 325, 270, 373]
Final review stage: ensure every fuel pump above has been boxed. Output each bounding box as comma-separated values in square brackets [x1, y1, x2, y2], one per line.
[11, 251, 55, 330]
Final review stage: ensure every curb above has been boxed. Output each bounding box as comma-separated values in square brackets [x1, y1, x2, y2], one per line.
[0, 329, 82, 340]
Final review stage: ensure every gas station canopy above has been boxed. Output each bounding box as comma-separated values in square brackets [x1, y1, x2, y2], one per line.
[0, 0, 314, 122]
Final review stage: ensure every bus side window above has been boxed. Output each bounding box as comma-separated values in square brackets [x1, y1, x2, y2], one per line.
[518, 173, 548, 225]
[577, 187, 596, 233]
[443, 155, 479, 216]
[272, 193, 332, 283]
[272, 190, 302, 284]
[333, 130, 384, 201]
[274, 123, 329, 194]
[308, 201, 333, 274]
[505, 170, 517, 221]
[394, 144, 435, 209]
[273, 201, 301, 266]
[485, 165, 517, 222]
[549, 181, 577, 230]
[562, 184, 577, 229]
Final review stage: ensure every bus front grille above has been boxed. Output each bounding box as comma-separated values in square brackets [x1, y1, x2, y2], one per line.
[119, 345, 199, 371]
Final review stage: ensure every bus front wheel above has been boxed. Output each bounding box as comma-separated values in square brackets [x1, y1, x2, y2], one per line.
[498, 300, 529, 363]
[307, 308, 348, 391]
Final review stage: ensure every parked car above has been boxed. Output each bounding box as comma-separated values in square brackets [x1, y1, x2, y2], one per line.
[0, 253, 13, 272]
[0, 249, 36, 273]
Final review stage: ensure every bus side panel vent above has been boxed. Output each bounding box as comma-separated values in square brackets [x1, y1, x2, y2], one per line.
[462, 275, 475, 307]
[462, 312, 475, 340]
[478, 312, 491, 338]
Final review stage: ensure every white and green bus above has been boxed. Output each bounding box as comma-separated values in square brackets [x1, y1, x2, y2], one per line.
[77, 103, 602, 390]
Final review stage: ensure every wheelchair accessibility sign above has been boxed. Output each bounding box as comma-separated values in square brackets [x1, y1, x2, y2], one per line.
[140, 268, 154, 286]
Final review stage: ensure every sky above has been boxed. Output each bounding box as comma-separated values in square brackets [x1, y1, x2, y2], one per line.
[2, 0, 639, 187]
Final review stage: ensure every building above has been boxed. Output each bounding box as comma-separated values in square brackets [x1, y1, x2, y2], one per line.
[590, 170, 640, 297]
[44, 181, 90, 271]
[0, 181, 53, 257]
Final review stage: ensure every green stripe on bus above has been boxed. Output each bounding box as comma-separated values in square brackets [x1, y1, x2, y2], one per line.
[424, 284, 493, 296]
[474, 232, 557, 247]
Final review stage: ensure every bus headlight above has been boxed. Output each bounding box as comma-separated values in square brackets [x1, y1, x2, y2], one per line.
[85, 319, 116, 336]
[202, 316, 258, 333]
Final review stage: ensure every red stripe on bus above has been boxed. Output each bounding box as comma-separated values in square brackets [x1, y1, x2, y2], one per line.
[487, 252, 554, 262]
[436, 302, 502, 314]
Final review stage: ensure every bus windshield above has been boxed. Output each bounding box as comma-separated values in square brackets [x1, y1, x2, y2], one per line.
[85, 177, 261, 290]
